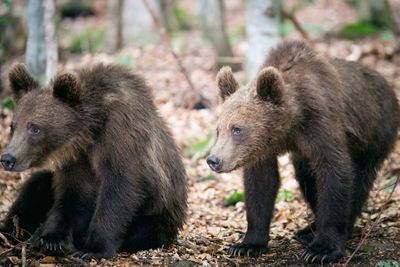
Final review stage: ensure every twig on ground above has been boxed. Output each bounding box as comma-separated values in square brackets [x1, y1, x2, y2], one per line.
[189, 129, 217, 167]
[379, 178, 399, 191]
[65, 255, 91, 267]
[0, 232, 12, 248]
[343, 175, 400, 266]
[280, 6, 313, 46]
[0, 247, 14, 258]
[142, 0, 206, 109]
[222, 255, 239, 267]
[21, 244, 26, 267]
[12, 215, 20, 239]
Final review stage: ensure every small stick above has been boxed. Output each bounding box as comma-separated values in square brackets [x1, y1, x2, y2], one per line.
[12, 215, 20, 239]
[189, 129, 217, 167]
[21, 244, 26, 267]
[222, 255, 239, 267]
[343, 175, 400, 266]
[0, 232, 12, 248]
[0, 247, 13, 257]
[280, 6, 312, 46]
[65, 255, 90, 267]
[142, 0, 205, 108]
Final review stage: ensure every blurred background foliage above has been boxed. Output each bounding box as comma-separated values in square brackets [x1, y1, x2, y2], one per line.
[0, 0, 399, 105]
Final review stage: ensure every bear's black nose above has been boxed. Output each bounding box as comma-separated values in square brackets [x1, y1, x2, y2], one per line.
[0, 154, 16, 171]
[207, 155, 221, 172]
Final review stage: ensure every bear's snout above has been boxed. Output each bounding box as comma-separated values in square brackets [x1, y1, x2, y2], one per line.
[207, 155, 222, 172]
[1, 154, 16, 171]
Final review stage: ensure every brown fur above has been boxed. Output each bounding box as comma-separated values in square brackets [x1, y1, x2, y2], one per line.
[208, 41, 399, 262]
[216, 66, 240, 101]
[8, 64, 40, 100]
[1, 64, 187, 259]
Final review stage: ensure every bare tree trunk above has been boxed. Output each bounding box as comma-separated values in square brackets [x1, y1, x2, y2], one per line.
[388, 0, 400, 36]
[200, 0, 233, 59]
[105, 0, 124, 52]
[246, 0, 281, 80]
[161, 0, 179, 33]
[122, 0, 163, 45]
[142, 0, 208, 109]
[43, 0, 58, 84]
[358, 0, 392, 28]
[26, 0, 46, 82]
[0, 63, 2, 94]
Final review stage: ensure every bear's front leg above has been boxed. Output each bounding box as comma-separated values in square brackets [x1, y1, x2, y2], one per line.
[36, 159, 94, 255]
[302, 149, 352, 263]
[82, 163, 141, 259]
[36, 202, 73, 254]
[229, 156, 280, 257]
[0, 171, 54, 243]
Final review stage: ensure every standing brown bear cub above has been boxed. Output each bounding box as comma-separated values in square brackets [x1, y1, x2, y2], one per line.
[0, 64, 187, 259]
[208, 41, 399, 263]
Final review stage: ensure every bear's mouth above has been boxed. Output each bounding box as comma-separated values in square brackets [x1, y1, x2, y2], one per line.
[214, 163, 239, 173]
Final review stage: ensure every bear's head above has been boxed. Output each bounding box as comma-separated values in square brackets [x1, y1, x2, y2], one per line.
[0, 64, 84, 172]
[207, 66, 293, 173]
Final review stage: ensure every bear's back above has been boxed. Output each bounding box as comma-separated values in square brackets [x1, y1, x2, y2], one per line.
[266, 41, 399, 155]
[77, 64, 155, 111]
[330, 58, 399, 154]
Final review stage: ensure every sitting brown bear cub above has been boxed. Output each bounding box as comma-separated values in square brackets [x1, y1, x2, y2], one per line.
[0, 64, 187, 259]
[207, 41, 399, 263]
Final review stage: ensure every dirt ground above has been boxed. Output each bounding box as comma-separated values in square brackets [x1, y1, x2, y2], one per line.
[1, 0, 400, 266]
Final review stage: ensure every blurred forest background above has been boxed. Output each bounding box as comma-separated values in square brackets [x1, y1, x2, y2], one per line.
[0, 0, 400, 266]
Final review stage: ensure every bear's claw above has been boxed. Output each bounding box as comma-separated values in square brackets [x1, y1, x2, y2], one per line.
[39, 238, 65, 253]
[228, 243, 267, 257]
[301, 247, 345, 263]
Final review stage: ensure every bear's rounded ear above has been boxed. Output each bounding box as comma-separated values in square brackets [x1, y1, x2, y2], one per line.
[52, 72, 81, 105]
[256, 67, 283, 104]
[8, 63, 40, 102]
[216, 66, 239, 101]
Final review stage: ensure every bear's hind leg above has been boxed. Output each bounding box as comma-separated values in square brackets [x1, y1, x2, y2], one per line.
[120, 216, 173, 252]
[347, 159, 378, 238]
[302, 148, 353, 263]
[292, 154, 317, 245]
[0, 171, 54, 242]
[39, 156, 95, 254]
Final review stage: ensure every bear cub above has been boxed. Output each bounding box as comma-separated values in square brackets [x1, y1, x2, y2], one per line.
[207, 41, 399, 262]
[0, 63, 187, 259]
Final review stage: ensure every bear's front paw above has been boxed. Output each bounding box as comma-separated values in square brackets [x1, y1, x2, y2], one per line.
[228, 243, 267, 257]
[33, 225, 73, 254]
[301, 237, 345, 263]
[39, 232, 74, 254]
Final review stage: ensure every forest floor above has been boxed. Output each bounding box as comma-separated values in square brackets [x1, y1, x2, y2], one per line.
[1, 0, 400, 266]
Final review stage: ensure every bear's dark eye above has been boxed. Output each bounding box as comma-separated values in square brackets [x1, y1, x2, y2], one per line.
[28, 125, 41, 136]
[231, 127, 242, 136]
